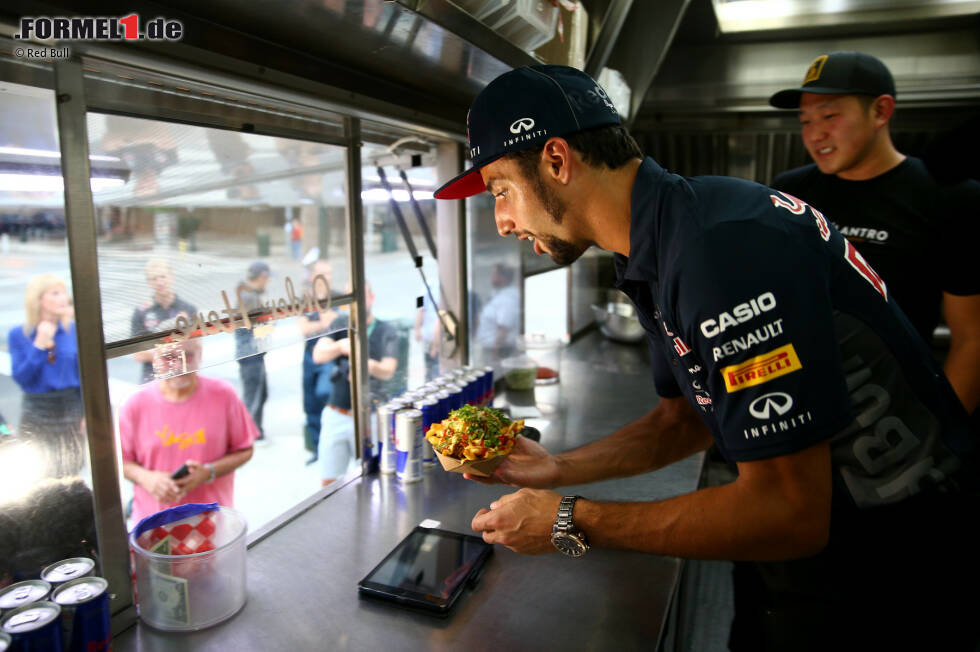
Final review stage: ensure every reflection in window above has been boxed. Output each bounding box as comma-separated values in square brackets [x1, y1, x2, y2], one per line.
[0, 81, 100, 588]
[89, 115, 353, 531]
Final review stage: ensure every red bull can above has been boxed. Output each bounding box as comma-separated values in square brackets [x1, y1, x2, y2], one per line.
[0, 581, 50, 614]
[51, 577, 110, 652]
[395, 409, 423, 483]
[461, 372, 481, 405]
[1, 601, 62, 652]
[443, 383, 464, 412]
[432, 389, 451, 423]
[482, 365, 495, 405]
[413, 398, 440, 467]
[41, 559, 95, 591]
[469, 368, 487, 405]
[378, 399, 409, 474]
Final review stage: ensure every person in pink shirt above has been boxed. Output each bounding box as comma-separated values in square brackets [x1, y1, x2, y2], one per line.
[120, 339, 257, 524]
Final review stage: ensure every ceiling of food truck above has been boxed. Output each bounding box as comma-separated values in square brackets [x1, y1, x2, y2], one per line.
[0, 0, 976, 134]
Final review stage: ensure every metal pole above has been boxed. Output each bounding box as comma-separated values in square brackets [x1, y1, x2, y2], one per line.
[53, 58, 136, 631]
[344, 117, 371, 471]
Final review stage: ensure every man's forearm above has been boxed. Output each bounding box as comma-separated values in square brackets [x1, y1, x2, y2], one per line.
[944, 340, 980, 414]
[213, 447, 253, 478]
[573, 441, 832, 561]
[123, 460, 148, 487]
[552, 397, 714, 487]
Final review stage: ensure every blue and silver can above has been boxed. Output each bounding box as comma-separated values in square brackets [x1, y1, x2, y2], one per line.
[413, 397, 440, 467]
[469, 368, 487, 405]
[51, 577, 110, 652]
[483, 365, 495, 405]
[1, 601, 62, 652]
[395, 409, 423, 483]
[442, 383, 464, 413]
[41, 559, 95, 592]
[378, 399, 409, 474]
[432, 389, 451, 423]
[461, 372, 481, 405]
[0, 581, 50, 614]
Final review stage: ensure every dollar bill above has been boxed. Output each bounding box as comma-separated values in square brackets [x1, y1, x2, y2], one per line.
[150, 536, 171, 555]
[148, 567, 190, 626]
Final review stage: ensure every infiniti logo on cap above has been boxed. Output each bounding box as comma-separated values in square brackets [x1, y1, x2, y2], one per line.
[748, 392, 794, 420]
[509, 118, 535, 134]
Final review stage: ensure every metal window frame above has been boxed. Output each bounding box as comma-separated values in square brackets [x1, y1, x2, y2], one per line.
[53, 58, 138, 634]
[0, 44, 466, 634]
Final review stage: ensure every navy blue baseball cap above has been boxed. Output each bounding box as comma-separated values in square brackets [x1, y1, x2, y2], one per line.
[435, 65, 621, 200]
[769, 51, 896, 109]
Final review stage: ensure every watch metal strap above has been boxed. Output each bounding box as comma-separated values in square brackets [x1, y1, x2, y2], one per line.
[555, 495, 580, 533]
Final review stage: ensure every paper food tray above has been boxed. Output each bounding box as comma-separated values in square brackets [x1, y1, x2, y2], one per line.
[435, 450, 509, 477]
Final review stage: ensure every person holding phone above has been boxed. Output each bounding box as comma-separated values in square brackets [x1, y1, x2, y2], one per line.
[120, 339, 258, 524]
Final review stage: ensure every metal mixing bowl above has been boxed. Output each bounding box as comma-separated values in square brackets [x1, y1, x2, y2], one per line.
[592, 300, 644, 343]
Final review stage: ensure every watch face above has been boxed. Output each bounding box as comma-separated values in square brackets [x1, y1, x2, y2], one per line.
[552, 533, 587, 558]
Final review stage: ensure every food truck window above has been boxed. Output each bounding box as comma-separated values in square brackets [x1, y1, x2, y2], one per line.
[86, 113, 354, 532]
[359, 147, 440, 398]
[0, 78, 102, 589]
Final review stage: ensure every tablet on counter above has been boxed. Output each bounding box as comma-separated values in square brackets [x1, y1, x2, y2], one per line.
[357, 525, 493, 616]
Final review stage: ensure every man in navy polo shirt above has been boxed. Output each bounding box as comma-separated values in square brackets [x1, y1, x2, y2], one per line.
[438, 65, 978, 650]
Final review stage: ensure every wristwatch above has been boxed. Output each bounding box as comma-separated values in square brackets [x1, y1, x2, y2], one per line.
[204, 463, 216, 483]
[551, 495, 589, 557]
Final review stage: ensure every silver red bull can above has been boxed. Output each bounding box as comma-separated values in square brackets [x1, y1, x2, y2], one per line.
[443, 383, 464, 412]
[41, 558, 95, 591]
[432, 389, 451, 423]
[378, 399, 409, 474]
[482, 365, 495, 405]
[0, 580, 50, 614]
[52, 577, 110, 652]
[461, 372, 481, 405]
[1, 601, 62, 652]
[469, 368, 487, 405]
[395, 409, 423, 483]
[413, 398, 440, 467]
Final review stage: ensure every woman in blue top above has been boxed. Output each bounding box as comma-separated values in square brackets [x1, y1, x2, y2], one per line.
[7, 273, 85, 477]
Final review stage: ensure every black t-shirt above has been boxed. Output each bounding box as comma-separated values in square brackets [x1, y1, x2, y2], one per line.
[326, 313, 400, 410]
[616, 158, 976, 516]
[771, 157, 980, 342]
[130, 296, 197, 382]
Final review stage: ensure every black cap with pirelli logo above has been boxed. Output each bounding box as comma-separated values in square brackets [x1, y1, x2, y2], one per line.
[435, 65, 621, 200]
[769, 51, 896, 109]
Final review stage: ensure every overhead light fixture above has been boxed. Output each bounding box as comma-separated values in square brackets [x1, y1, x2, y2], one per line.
[360, 188, 434, 202]
[0, 147, 131, 193]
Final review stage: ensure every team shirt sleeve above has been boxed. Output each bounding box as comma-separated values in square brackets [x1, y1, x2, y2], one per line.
[673, 218, 855, 462]
[645, 329, 683, 398]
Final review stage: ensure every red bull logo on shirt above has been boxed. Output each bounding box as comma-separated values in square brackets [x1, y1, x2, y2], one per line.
[721, 343, 802, 393]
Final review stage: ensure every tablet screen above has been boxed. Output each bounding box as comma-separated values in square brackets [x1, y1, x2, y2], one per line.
[359, 526, 492, 612]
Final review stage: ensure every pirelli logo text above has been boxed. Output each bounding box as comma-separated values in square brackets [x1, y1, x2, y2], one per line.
[721, 343, 802, 393]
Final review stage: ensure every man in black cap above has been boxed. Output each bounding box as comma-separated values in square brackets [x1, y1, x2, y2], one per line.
[235, 260, 270, 441]
[769, 51, 980, 423]
[438, 65, 978, 650]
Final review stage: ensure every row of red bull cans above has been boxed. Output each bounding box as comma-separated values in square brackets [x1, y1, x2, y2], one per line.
[0, 557, 110, 652]
[376, 366, 495, 483]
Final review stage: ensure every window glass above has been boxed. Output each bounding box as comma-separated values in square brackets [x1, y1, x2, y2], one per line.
[0, 79, 101, 588]
[467, 194, 522, 372]
[87, 114, 352, 531]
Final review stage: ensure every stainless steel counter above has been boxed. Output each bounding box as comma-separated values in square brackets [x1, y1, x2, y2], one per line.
[115, 330, 704, 651]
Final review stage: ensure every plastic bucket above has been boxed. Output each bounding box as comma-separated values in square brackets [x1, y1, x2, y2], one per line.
[129, 503, 247, 631]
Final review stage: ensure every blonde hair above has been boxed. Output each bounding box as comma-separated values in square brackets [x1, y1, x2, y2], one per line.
[23, 274, 71, 334]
